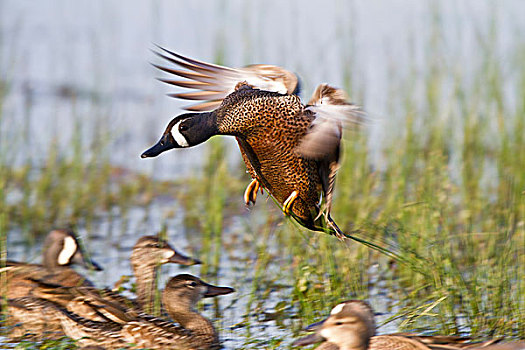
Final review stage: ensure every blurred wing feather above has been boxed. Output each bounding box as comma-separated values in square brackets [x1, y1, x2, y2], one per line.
[157, 79, 218, 91]
[153, 46, 299, 111]
[296, 84, 363, 217]
[185, 100, 224, 112]
[296, 84, 363, 160]
[169, 90, 230, 101]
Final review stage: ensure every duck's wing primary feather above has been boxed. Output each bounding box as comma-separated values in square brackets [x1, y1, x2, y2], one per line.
[152, 46, 299, 111]
[297, 84, 364, 159]
[296, 84, 364, 217]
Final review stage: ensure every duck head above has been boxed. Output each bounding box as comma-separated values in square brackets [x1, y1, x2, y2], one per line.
[131, 235, 201, 269]
[43, 229, 103, 271]
[141, 112, 218, 158]
[162, 274, 235, 318]
[294, 300, 376, 350]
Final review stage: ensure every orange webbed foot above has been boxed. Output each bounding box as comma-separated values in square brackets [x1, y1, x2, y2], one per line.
[244, 179, 261, 206]
[282, 191, 298, 216]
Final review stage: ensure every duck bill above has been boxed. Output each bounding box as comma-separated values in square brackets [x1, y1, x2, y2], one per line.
[304, 319, 326, 332]
[203, 282, 235, 297]
[71, 249, 103, 271]
[293, 318, 327, 346]
[168, 250, 202, 266]
[141, 133, 176, 158]
[293, 332, 326, 346]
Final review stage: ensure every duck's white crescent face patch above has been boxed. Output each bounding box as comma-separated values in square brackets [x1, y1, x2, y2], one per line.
[320, 327, 336, 340]
[330, 303, 346, 315]
[171, 120, 189, 147]
[162, 249, 175, 260]
[58, 236, 78, 265]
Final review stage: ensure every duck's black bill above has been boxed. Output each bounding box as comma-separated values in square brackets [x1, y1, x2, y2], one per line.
[87, 260, 104, 271]
[203, 283, 235, 297]
[304, 319, 326, 332]
[169, 250, 202, 266]
[72, 250, 103, 271]
[293, 333, 325, 346]
[141, 134, 175, 158]
[292, 318, 326, 347]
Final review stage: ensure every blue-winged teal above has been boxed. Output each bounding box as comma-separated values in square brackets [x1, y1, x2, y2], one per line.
[41, 235, 199, 305]
[55, 274, 234, 349]
[128, 235, 201, 313]
[3, 229, 102, 299]
[4, 229, 101, 339]
[30, 235, 200, 315]
[294, 300, 525, 350]
[6, 235, 200, 340]
[141, 48, 363, 240]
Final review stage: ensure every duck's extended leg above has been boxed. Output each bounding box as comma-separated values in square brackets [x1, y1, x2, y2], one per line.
[244, 179, 261, 206]
[325, 212, 346, 241]
[282, 191, 299, 216]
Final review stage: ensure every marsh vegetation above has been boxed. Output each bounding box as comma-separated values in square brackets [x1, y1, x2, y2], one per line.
[1, 1, 523, 349]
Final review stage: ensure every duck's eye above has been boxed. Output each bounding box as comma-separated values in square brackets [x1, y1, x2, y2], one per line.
[179, 124, 189, 132]
[335, 322, 343, 326]
[160, 140, 165, 146]
[187, 281, 197, 288]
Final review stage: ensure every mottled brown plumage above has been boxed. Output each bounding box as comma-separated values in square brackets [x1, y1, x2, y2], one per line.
[129, 235, 201, 313]
[3, 229, 102, 300]
[294, 300, 524, 350]
[6, 296, 66, 340]
[4, 230, 101, 340]
[216, 85, 322, 225]
[55, 274, 234, 350]
[6, 235, 200, 341]
[37, 235, 199, 315]
[141, 48, 364, 240]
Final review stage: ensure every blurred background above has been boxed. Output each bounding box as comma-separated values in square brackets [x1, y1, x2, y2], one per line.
[1, 0, 524, 349]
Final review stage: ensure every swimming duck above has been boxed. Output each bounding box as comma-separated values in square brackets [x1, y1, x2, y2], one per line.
[4, 229, 101, 339]
[141, 47, 363, 240]
[56, 274, 234, 349]
[293, 300, 525, 350]
[6, 235, 200, 339]
[128, 235, 202, 313]
[33, 235, 200, 311]
[3, 229, 102, 300]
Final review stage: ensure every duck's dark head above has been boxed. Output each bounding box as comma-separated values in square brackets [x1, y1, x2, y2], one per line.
[141, 111, 218, 158]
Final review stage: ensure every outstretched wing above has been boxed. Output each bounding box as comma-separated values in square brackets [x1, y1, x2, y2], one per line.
[296, 84, 363, 159]
[296, 84, 365, 216]
[152, 46, 299, 111]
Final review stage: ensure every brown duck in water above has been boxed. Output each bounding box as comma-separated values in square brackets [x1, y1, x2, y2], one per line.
[141, 47, 364, 240]
[6, 235, 200, 340]
[294, 300, 525, 350]
[2, 229, 102, 300]
[125, 235, 201, 313]
[3, 229, 101, 339]
[22, 274, 234, 350]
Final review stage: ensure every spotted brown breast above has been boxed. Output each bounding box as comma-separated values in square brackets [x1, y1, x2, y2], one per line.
[216, 85, 322, 226]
